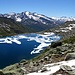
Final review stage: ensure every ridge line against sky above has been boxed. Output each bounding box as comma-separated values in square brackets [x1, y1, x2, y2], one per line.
[0, 0, 75, 17]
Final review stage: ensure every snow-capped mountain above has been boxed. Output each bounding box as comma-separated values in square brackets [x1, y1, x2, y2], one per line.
[0, 11, 54, 23]
[0, 11, 60, 31]
[0, 11, 75, 31]
[51, 16, 75, 22]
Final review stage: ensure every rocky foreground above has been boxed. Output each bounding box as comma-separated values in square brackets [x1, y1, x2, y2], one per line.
[0, 40, 75, 75]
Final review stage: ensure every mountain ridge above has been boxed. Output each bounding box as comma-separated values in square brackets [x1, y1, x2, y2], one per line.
[0, 11, 72, 31]
[0, 11, 75, 31]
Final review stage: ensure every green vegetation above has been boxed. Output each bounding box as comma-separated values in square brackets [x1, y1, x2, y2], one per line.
[63, 36, 75, 43]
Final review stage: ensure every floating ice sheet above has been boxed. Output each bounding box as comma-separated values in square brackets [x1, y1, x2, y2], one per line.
[0, 32, 61, 54]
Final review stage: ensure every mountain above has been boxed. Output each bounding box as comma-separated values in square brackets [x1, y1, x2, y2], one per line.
[0, 11, 64, 31]
[0, 11, 75, 32]
[0, 17, 35, 37]
[51, 16, 75, 22]
[45, 21, 75, 40]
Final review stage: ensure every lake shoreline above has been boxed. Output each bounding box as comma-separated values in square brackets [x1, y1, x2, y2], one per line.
[0, 32, 61, 69]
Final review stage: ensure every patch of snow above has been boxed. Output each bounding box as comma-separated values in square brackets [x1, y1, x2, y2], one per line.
[25, 11, 30, 16]
[25, 11, 40, 21]
[37, 14, 51, 21]
[69, 24, 75, 28]
[55, 30, 60, 32]
[44, 32, 55, 35]
[7, 16, 11, 18]
[55, 24, 75, 33]
[25, 11, 32, 19]
[42, 22, 46, 24]
[51, 17, 75, 22]
[27, 59, 75, 75]
[61, 30, 68, 32]
[31, 15, 40, 21]
[16, 17, 22, 22]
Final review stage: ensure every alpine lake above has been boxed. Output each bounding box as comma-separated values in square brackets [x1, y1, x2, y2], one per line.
[0, 32, 61, 69]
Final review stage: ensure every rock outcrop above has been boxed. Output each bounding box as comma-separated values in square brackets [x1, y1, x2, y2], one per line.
[65, 53, 75, 61]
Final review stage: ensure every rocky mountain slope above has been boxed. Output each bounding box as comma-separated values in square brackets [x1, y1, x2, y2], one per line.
[45, 21, 75, 40]
[0, 21, 75, 75]
[0, 17, 35, 37]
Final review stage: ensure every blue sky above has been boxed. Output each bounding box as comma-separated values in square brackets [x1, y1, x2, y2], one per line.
[0, 0, 75, 17]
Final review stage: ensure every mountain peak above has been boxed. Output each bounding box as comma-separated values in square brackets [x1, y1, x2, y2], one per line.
[51, 16, 75, 22]
[0, 11, 75, 31]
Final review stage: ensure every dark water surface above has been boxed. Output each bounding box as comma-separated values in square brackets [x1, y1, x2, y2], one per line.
[0, 33, 61, 68]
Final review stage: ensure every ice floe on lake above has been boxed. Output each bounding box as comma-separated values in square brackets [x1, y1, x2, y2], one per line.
[0, 32, 61, 54]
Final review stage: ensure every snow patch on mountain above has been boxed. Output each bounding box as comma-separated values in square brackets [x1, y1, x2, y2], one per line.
[16, 17, 22, 22]
[55, 24, 75, 33]
[51, 16, 75, 22]
[25, 12, 40, 20]
[37, 14, 51, 21]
